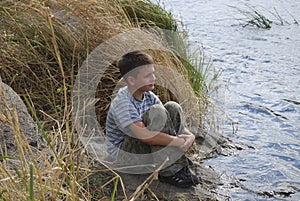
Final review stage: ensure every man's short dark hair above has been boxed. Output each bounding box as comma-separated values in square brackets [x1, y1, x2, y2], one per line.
[118, 51, 154, 79]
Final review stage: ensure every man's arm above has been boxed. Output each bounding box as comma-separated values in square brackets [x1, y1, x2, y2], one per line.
[176, 127, 195, 152]
[128, 122, 196, 152]
[128, 121, 185, 148]
[183, 127, 194, 136]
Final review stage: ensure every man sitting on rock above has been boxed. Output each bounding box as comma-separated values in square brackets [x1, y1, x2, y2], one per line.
[105, 50, 200, 188]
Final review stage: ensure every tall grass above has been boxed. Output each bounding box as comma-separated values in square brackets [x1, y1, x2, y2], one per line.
[0, 95, 93, 200]
[0, 0, 220, 200]
[120, 0, 179, 31]
[0, 0, 129, 128]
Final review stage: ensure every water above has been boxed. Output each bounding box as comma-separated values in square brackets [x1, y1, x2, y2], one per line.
[157, 0, 300, 200]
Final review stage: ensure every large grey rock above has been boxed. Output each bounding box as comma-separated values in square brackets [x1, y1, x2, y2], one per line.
[118, 162, 222, 201]
[0, 81, 44, 159]
[87, 159, 222, 201]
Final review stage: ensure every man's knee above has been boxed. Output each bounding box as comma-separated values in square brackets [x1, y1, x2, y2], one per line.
[149, 104, 167, 113]
[142, 104, 168, 130]
[164, 101, 184, 134]
[164, 101, 183, 114]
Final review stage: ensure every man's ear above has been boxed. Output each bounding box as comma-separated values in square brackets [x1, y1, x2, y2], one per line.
[127, 75, 135, 86]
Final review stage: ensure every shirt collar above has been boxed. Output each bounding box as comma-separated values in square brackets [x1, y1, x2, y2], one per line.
[125, 87, 145, 103]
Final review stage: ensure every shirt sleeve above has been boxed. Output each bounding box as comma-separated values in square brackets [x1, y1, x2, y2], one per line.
[150, 91, 163, 105]
[110, 97, 142, 130]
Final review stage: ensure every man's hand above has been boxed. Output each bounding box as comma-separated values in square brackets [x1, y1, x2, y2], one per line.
[178, 133, 195, 152]
[129, 122, 195, 152]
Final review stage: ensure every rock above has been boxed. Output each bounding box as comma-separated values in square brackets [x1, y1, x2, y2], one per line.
[0, 81, 45, 160]
[120, 162, 221, 200]
[88, 159, 222, 201]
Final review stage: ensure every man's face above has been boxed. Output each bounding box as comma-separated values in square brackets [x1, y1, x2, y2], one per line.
[130, 64, 156, 92]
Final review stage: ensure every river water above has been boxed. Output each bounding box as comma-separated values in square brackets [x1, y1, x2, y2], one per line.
[157, 0, 300, 200]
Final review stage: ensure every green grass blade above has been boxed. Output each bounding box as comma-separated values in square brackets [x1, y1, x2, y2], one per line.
[111, 177, 119, 201]
[0, 156, 14, 160]
[14, 166, 29, 192]
[29, 164, 34, 201]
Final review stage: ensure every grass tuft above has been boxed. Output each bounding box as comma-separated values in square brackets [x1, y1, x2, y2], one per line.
[120, 0, 179, 31]
[230, 4, 299, 29]
[229, 5, 273, 29]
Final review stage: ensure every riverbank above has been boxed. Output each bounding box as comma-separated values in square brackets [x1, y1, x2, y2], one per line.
[0, 0, 224, 200]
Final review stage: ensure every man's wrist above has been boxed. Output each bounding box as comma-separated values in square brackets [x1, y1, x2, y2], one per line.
[171, 136, 185, 147]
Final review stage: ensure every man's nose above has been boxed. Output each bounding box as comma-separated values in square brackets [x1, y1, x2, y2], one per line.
[152, 74, 156, 82]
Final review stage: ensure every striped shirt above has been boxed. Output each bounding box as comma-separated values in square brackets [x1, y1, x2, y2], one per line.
[105, 86, 162, 160]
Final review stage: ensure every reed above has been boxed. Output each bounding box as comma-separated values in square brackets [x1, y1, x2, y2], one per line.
[229, 5, 273, 29]
[230, 4, 299, 28]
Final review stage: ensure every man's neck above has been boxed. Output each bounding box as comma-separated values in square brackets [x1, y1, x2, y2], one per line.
[128, 87, 144, 101]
